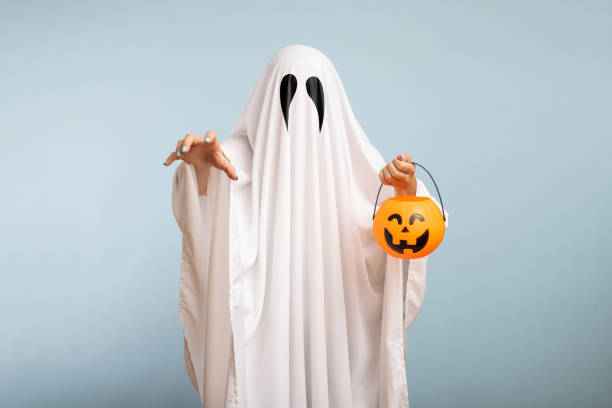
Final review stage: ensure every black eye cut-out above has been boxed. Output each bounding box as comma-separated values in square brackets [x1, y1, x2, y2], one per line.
[409, 214, 425, 225]
[305, 76, 324, 131]
[388, 213, 402, 224]
[280, 74, 297, 130]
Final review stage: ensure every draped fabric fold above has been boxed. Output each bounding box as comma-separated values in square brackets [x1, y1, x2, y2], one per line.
[171, 44, 448, 408]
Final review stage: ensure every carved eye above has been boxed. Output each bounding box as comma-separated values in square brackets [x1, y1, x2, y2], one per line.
[387, 213, 402, 224]
[409, 214, 425, 225]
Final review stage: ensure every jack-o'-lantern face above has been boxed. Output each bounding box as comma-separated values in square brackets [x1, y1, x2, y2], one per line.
[373, 196, 446, 259]
[384, 213, 429, 254]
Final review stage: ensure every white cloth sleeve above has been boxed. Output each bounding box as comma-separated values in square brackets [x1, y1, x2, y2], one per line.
[181, 195, 210, 391]
[171, 162, 212, 397]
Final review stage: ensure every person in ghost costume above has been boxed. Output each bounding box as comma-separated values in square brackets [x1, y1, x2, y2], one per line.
[164, 45, 448, 408]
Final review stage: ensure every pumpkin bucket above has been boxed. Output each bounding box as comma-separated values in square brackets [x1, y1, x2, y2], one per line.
[372, 162, 446, 259]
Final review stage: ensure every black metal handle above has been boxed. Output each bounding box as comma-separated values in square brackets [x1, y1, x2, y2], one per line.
[372, 161, 446, 222]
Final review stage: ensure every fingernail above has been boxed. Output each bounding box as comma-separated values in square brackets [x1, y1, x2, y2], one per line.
[204, 137, 210, 143]
[181, 146, 187, 152]
[177, 151, 181, 157]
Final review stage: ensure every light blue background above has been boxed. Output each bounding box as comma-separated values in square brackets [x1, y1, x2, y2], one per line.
[1, 1, 611, 407]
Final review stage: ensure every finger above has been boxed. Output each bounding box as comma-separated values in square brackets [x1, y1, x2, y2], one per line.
[182, 133, 202, 153]
[387, 161, 410, 183]
[203, 130, 219, 149]
[382, 167, 396, 186]
[397, 152, 413, 163]
[175, 139, 184, 158]
[392, 157, 416, 176]
[217, 154, 238, 180]
[164, 151, 178, 166]
[224, 163, 238, 180]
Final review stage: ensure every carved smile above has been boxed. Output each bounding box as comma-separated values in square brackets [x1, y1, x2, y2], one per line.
[384, 228, 429, 254]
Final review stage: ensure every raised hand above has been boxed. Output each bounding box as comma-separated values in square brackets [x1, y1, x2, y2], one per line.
[163, 130, 238, 181]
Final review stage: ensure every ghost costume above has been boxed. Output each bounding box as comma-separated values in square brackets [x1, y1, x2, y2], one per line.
[171, 45, 448, 408]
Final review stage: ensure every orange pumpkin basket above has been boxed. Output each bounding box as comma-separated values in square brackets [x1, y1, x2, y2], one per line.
[372, 162, 447, 259]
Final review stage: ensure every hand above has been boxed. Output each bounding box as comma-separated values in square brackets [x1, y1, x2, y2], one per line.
[163, 130, 238, 181]
[379, 153, 417, 196]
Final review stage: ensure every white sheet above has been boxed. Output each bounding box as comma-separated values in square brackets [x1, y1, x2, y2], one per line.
[172, 44, 448, 408]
